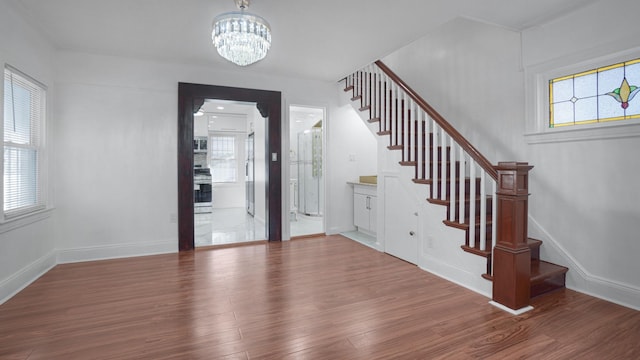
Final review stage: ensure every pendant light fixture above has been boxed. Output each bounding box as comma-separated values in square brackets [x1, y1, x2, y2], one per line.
[212, 0, 272, 66]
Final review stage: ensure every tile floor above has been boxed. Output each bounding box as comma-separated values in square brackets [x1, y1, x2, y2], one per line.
[195, 207, 266, 247]
[195, 207, 323, 247]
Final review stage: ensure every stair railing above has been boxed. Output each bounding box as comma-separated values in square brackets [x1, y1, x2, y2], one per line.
[344, 60, 535, 311]
[346, 62, 498, 263]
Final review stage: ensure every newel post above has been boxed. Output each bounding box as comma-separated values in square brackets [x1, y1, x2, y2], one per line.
[492, 162, 534, 311]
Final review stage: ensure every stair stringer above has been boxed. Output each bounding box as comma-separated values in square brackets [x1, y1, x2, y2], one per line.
[343, 89, 492, 298]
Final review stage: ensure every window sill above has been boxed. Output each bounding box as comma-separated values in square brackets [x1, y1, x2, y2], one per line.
[525, 122, 640, 144]
[0, 207, 54, 234]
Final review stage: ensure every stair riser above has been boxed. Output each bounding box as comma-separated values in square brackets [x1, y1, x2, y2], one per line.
[430, 178, 482, 199]
[414, 164, 463, 179]
[531, 273, 566, 298]
[465, 226, 493, 249]
[448, 200, 493, 221]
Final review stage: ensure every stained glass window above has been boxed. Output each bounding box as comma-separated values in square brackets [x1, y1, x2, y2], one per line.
[549, 58, 640, 127]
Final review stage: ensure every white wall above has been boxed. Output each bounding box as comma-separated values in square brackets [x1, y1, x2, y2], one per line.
[521, 0, 640, 309]
[382, 17, 525, 164]
[325, 90, 378, 235]
[0, 1, 57, 303]
[52, 50, 362, 258]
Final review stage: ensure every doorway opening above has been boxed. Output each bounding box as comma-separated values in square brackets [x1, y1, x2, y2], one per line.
[289, 105, 325, 237]
[193, 100, 267, 247]
[177, 83, 281, 251]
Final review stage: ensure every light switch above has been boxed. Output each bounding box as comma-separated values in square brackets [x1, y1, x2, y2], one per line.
[271, 152, 278, 161]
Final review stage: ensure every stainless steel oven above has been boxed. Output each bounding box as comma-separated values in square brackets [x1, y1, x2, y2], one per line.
[194, 168, 212, 213]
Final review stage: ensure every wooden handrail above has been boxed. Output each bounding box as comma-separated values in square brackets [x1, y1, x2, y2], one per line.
[374, 60, 498, 181]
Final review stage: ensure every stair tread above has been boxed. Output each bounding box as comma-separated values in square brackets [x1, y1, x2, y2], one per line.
[400, 161, 417, 166]
[528, 238, 543, 248]
[426, 176, 481, 183]
[461, 245, 491, 258]
[443, 218, 493, 230]
[427, 194, 493, 203]
[427, 198, 447, 206]
[530, 260, 568, 283]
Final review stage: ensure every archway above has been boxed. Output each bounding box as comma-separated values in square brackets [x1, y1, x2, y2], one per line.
[177, 83, 282, 250]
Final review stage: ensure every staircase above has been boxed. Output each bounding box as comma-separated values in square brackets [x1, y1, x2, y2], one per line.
[343, 60, 568, 311]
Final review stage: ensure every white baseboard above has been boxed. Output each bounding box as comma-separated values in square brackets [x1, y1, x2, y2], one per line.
[489, 301, 534, 315]
[419, 254, 492, 299]
[529, 216, 640, 311]
[326, 225, 356, 236]
[57, 240, 177, 264]
[0, 250, 57, 305]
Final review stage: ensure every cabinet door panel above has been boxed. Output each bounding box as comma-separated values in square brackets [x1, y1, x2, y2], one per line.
[368, 195, 377, 234]
[354, 193, 369, 229]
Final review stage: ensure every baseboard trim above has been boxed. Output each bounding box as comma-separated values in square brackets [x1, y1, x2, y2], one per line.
[0, 249, 57, 305]
[326, 226, 356, 236]
[1, 241, 178, 305]
[489, 301, 534, 315]
[419, 255, 492, 299]
[529, 215, 640, 311]
[57, 240, 177, 264]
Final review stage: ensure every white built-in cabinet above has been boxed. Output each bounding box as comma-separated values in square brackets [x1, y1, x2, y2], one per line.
[353, 184, 377, 236]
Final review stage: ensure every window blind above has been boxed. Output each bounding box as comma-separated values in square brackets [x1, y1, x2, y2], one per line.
[210, 135, 237, 183]
[3, 67, 45, 217]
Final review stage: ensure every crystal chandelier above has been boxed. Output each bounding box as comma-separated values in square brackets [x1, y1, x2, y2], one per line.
[212, 0, 272, 66]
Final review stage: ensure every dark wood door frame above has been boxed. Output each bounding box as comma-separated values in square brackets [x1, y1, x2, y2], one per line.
[177, 82, 282, 250]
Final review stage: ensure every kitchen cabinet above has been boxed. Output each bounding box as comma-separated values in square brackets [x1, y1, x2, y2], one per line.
[353, 184, 377, 235]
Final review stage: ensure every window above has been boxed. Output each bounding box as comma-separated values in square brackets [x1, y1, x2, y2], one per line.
[209, 135, 237, 183]
[549, 58, 640, 128]
[3, 66, 46, 218]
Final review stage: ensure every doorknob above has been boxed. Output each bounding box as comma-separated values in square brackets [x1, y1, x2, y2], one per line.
[409, 231, 415, 236]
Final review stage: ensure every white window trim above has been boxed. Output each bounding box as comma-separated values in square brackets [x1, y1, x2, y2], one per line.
[0, 207, 53, 234]
[1, 64, 50, 227]
[525, 46, 640, 144]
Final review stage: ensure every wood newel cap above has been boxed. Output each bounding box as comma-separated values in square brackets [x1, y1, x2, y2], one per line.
[496, 162, 533, 196]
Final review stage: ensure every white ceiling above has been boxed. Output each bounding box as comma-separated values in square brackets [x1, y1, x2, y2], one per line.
[12, 0, 598, 82]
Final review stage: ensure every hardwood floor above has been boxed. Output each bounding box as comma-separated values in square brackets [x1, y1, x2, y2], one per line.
[1, 235, 638, 359]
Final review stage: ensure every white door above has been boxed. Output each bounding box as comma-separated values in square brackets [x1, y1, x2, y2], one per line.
[384, 176, 418, 264]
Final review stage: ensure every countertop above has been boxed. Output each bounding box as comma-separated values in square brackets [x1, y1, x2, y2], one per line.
[347, 181, 377, 187]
